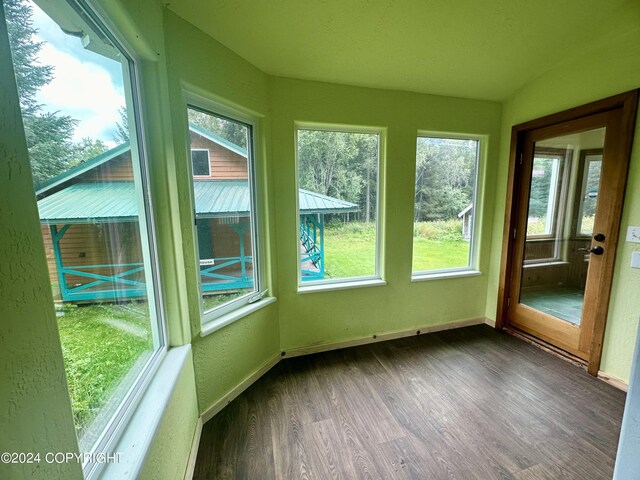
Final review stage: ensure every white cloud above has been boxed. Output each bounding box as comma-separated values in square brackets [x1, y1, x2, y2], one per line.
[35, 42, 126, 143]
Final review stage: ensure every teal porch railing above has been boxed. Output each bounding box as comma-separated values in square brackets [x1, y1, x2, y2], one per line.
[300, 214, 324, 281]
[200, 255, 253, 291]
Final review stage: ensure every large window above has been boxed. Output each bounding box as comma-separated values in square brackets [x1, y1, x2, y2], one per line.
[295, 127, 381, 285]
[187, 106, 261, 319]
[412, 135, 480, 275]
[4, 0, 164, 473]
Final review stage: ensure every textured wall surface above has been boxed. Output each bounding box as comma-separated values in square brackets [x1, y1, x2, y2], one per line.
[0, 3, 82, 478]
[485, 25, 640, 381]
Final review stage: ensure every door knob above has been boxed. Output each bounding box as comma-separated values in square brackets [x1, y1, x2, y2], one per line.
[578, 246, 604, 255]
[594, 233, 606, 242]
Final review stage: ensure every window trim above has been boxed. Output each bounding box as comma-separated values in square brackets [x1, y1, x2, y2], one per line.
[183, 93, 267, 326]
[411, 132, 484, 278]
[190, 148, 211, 177]
[523, 148, 573, 265]
[21, 1, 169, 478]
[293, 122, 385, 290]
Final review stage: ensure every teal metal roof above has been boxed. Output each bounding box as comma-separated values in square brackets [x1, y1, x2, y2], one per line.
[38, 181, 358, 223]
[36, 142, 130, 196]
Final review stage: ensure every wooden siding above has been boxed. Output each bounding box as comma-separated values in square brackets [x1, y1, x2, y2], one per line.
[41, 222, 144, 300]
[80, 152, 134, 182]
[190, 131, 248, 180]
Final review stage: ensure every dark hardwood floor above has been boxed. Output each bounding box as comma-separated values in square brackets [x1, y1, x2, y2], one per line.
[193, 325, 626, 479]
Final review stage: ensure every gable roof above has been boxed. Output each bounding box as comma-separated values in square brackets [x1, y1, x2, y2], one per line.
[38, 180, 358, 223]
[36, 123, 247, 197]
[36, 141, 130, 196]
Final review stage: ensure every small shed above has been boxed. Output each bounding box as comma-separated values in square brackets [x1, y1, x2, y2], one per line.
[458, 203, 473, 241]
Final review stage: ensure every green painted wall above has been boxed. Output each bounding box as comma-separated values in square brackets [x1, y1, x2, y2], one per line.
[485, 26, 640, 381]
[0, 4, 81, 478]
[269, 77, 502, 350]
[139, 351, 199, 480]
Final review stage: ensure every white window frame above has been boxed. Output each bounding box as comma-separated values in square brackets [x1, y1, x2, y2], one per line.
[294, 123, 385, 292]
[411, 132, 484, 280]
[183, 95, 268, 329]
[15, 1, 169, 478]
[190, 148, 211, 177]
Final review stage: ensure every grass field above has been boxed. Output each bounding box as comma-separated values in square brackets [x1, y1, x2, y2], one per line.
[57, 303, 152, 436]
[323, 220, 470, 278]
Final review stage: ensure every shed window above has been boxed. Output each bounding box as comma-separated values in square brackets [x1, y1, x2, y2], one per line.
[191, 149, 211, 176]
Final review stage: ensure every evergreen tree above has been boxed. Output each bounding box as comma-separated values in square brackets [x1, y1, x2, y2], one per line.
[5, 0, 79, 186]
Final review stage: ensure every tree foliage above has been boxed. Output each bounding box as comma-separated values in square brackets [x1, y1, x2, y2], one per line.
[414, 138, 477, 221]
[5, 0, 108, 186]
[188, 109, 248, 148]
[297, 130, 378, 222]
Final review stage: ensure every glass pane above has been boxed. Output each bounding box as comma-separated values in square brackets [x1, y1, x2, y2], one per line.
[187, 107, 257, 313]
[412, 137, 479, 273]
[4, 0, 160, 452]
[296, 129, 379, 282]
[519, 128, 605, 325]
[578, 153, 602, 236]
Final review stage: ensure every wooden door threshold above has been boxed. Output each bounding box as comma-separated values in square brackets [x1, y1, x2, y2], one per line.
[504, 326, 587, 369]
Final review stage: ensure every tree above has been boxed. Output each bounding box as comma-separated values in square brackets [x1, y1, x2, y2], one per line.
[414, 138, 476, 222]
[188, 109, 247, 148]
[5, 0, 80, 186]
[113, 106, 129, 144]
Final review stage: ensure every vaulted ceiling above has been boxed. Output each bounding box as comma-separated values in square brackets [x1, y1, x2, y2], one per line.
[166, 0, 640, 101]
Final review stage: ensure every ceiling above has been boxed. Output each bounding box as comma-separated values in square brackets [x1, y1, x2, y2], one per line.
[165, 0, 640, 102]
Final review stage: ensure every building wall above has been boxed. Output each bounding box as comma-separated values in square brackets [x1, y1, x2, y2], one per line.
[189, 131, 248, 180]
[486, 24, 640, 381]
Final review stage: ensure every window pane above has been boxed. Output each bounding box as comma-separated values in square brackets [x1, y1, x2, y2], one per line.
[191, 150, 211, 176]
[4, 0, 162, 455]
[579, 154, 602, 236]
[526, 155, 563, 236]
[412, 137, 479, 273]
[296, 129, 380, 283]
[187, 107, 258, 314]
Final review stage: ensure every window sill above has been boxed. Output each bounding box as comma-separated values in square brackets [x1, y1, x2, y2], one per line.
[411, 269, 481, 282]
[297, 278, 387, 294]
[523, 261, 569, 268]
[200, 297, 277, 337]
[98, 345, 191, 480]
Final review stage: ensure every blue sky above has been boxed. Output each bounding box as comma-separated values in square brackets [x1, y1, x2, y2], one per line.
[30, 0, 126, 146]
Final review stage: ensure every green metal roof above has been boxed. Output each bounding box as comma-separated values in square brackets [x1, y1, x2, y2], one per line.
[36, 142, 131, 196]
[38, 181, 358, 223]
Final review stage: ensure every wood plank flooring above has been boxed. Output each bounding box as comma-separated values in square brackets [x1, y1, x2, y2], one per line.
[193, 325, 626, 479]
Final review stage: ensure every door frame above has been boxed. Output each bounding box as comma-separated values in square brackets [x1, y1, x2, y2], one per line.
[496, 90, 639, 375]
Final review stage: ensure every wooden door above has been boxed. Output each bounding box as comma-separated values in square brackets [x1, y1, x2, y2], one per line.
[497, 91, 638, 375]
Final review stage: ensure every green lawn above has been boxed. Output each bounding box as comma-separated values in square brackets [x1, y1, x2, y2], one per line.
[322, 221, 470, 278]
[57, 303, 152, 435]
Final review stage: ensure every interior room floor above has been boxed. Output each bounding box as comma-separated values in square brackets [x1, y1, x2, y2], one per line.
[520, 287, 584, 324]
[193, 325, 625, 480]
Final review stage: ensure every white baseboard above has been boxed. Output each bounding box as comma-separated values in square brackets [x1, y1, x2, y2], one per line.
[183, 417, 202, 480]
[283, 317, 487, 358]
[200, 353, 281, 424]
[598, 370, 628, 392]
[484, 317, 496, 328]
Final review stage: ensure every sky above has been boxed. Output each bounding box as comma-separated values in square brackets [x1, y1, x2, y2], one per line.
[30, 0, 126, 147]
